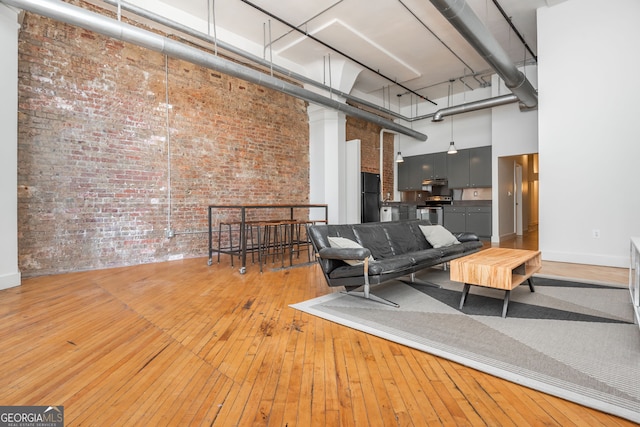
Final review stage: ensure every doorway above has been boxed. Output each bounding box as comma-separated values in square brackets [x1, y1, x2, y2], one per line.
[497, 154, 538, 246]
[515, 162, 523, 236]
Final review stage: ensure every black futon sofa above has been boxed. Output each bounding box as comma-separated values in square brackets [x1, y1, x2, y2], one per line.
[307, 219, 483, 307]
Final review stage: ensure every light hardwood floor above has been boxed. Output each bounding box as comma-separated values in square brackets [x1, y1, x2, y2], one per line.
[0, 232, 633, 426]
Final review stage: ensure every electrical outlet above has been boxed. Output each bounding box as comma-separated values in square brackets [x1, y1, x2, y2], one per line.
[592, 229, 600, 239]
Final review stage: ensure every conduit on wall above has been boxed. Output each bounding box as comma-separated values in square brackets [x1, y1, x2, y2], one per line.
[3, 0, 428, 141]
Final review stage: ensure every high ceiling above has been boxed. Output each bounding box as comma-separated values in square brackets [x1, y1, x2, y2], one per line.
[150, 0, 563, 108]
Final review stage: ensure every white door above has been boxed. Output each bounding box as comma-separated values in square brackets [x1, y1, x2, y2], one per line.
[515, 163, 523, 236]
[345, 139, 361, 224]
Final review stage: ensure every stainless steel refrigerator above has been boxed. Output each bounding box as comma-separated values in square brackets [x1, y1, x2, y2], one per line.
[361, 172, 380, 223]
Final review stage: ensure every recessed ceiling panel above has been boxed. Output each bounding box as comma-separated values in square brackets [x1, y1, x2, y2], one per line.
[151, 0, 560, 107]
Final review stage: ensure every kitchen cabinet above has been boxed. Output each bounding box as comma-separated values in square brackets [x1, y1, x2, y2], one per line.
[469, 146, 492, 187]
[630, 238, 640, 329]
[444, 205, 492, 238]
[446, 146, 492, 188]
[397, 155, 423, 190]
[443, 206, 466, 234]
[422, 152, 448, 180]
[446, 150, 469, 188]
[398, 152, 449, 191]
[466, 206, 492, 237]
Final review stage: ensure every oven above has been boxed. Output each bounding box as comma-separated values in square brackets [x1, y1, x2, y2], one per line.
[417, 196, 451, 226]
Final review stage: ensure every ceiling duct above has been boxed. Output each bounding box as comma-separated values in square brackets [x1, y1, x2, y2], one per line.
[98, 0, 414, 124]
[429, 0, 538, 109]
[432, 94, 518, 121]
[3, 0, 428, 141]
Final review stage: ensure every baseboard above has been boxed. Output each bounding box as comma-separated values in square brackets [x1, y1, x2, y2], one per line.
[0, 271, 21, 290]
[541, 250, 629, 269]
[499, 232, 516, 242]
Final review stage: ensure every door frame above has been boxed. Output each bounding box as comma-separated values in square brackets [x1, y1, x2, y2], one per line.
[515, 162, 523, 236]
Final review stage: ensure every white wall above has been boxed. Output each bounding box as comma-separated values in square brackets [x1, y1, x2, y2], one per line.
[396, 85, 494, 156]
[491, 70, 539, 243]
[397, 70, 539, 243]
[538, 0, 640, 267]
[0, 5, 20, 290]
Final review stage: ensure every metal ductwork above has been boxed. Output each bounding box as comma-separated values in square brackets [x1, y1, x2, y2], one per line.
[429, 0, 538, 109]
[99, 0, 413, 124]
[3, 0, 428, 141]
[432, 94, 518, 121]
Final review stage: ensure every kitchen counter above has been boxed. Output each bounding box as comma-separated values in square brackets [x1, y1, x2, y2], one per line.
[382, 201, 424, 207]
[450, 200, 492, 207]
[380, 202, 419, 221]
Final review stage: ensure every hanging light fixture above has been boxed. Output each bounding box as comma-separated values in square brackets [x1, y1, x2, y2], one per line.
[447, 80, 458, 154]
[395, 152, 404, 163]
[447, 141, 457, 154]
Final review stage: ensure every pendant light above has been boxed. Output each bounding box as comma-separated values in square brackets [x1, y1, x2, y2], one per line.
[395, 152, 404, 163]
[447, 80, 458, 154]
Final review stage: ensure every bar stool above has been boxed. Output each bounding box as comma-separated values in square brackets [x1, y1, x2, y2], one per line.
[217, 221, 241, 266]
[254, 220, 282, 272]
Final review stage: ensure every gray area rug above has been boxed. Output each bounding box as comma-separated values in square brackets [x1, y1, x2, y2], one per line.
[291, 269, 640, 423]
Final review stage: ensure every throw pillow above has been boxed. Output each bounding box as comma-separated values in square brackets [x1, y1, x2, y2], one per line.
[328, 236, 374, 266]
[419, 225, 460, 248]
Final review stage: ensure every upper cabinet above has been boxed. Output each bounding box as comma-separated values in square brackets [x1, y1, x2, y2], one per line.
[446, 146, 492, 188]
[446, 150, 469, 189]
[398, 153, 449, 190]
[469, 146, 492, 187]
[398, 147, 491, 191]
[397, 155, 423, 191]
[424, 152, 447, 180]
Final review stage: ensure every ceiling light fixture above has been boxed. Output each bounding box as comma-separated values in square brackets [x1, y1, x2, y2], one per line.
[447, 80, 457, 155]
[396, 152, 404, 163]
[447, 141, 458, 154]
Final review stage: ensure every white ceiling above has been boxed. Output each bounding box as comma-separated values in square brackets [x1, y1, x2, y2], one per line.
[153, 0, 561, 107]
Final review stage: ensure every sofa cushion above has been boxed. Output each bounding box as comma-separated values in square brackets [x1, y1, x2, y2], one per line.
[329, 256, 415, 279]
[404, 248, 442, 264]
[353, 226, 395, 259]
[383, 221, 425, 254]
[438, 243, 467, 258]
[419, 225, 460, 248]
[328, 236, 374, 266]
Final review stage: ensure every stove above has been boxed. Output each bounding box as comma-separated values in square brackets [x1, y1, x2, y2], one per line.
[425, 195, 452, 206]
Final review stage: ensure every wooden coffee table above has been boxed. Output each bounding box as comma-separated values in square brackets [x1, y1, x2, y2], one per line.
[449, 248, 542, 317]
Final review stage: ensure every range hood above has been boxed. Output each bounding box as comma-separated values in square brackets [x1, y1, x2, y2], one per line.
[422, 178, 448, 186]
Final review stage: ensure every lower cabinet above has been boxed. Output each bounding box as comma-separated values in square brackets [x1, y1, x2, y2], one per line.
[443, 206, 466, 234]
[630, 237, 640, 329]
[444, 205, 492, 238]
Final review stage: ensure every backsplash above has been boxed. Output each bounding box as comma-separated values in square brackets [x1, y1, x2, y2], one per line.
[456, 188, 492, 201]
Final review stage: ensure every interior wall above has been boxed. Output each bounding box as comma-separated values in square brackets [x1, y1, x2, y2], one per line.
[0, 5, 20, 289]
[345, 117, 394, 197]
[538, 0, 640, 267]
[490, 69, 538, 243]
[395, 69, 539, 244]
[16, 10, 309, 276]
[395, 84, 494, 157]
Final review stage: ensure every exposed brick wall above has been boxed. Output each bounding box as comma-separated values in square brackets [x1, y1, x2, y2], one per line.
[17, 7, 309, 276]
[346, 117, 395, 197]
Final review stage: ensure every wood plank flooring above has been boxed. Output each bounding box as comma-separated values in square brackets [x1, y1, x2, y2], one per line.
[0, 231, 635, 426]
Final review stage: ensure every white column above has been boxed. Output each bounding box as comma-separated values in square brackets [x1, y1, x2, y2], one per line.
[306, 58, 362, 225]
[308, 105, 347, 224]
[0, 5, 20, 289]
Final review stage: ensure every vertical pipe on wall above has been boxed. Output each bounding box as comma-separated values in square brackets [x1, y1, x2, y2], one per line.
[380, 129, 399, 201]
[165, 54, 172, 237]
